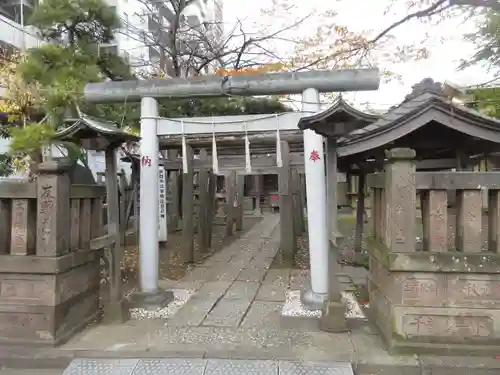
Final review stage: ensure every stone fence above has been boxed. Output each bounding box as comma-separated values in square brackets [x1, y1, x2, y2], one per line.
[366, 148, 500, 355]
[0, 160, 110, 346]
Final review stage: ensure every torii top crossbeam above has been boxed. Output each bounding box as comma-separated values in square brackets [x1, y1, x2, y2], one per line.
[84, 69, 380, 103]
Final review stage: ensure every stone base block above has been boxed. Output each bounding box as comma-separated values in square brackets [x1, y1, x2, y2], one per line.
[320, 300, 348, 333]
[0, 254, 101, 346]
[0, 288, 100, 346]
[369, 254, 500, 355]
[280, 314, 321, 331]
[127, 289, 174, 310]
[102, 299, 130, 324]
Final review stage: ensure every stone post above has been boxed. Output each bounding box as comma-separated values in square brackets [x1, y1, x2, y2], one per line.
[36, 159, 71, 257]
[383, 148, 416, 253]
[253, 175, 262, 216]
[326, 140, 342, 245]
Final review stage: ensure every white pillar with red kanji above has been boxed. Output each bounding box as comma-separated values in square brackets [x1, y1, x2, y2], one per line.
[139, 97, 159, 294]
[301, 88, 330, 310]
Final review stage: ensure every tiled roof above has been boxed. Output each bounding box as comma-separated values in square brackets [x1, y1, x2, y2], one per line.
[337, 91, 500, 150]
[298, 95, 379, 131]
[55, 112, 140, 143]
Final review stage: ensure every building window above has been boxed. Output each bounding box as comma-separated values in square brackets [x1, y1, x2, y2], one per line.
[99, 44, 119, 56]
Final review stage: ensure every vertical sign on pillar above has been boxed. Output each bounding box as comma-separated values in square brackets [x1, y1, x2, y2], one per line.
[158, 166, 167, 242]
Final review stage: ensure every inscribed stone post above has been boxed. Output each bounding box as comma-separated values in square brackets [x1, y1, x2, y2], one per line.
[354, 173, 366, 255]
[70, 199, 81, 251]
[456, 189, 482, 253]
[10, 199, 36, 255]
[235, 174, 245, 231]
[105, 148, 121, 303]
[36, 160, 71, 257]
[383, 148, 416, 253]
[118, 172, 128, 243]
[291, 168, 304, 235]
[181, 144, 195, 262]
[224, 171, 237, 237]
[421, 190, 447, 252]
[278, 141, 296, 264]
[167, 150, 180, 232]
[207, 173, 217, 246]
[197, 149, 210, 255]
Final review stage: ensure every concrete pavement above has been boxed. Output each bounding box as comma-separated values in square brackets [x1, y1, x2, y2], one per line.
[61, 358, 354, 375]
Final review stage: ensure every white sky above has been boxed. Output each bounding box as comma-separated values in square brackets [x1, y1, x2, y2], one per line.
[222, 0, 494, 111]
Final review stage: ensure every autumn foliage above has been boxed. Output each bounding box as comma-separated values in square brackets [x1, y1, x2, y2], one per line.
[214, 63, 288, 76]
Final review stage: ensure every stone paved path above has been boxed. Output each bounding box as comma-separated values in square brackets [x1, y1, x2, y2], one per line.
[61, 215, 400, 368]
[164, 214, 285, 329]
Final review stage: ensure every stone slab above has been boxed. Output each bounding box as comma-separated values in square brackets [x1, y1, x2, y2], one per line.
[241, 301, 283, 330]
[208, 268, 242, 282]
[255, 284, 288, 302]
[256, 269, 290, 302]
[182, 267, 214, 283]
[236, 267, 268, 283]
[224, 282, 260, 300]
[167, 296, 219, 327]
[262, 269, 290, 285]
[202, 298, 253, 327]
[196, 282, 232, 298]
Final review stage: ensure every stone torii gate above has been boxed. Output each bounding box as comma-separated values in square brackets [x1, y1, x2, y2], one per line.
[84, 69, 380, 314]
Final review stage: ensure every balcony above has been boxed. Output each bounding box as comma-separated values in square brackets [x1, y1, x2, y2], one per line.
[0, 13, 41, 50]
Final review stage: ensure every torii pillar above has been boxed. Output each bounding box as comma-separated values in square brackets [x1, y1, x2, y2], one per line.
[301, 88, 329, 308]
[301, 89, 348, 331]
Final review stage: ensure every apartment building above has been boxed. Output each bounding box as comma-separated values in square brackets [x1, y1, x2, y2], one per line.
[0, 0, 224, 74]
[0, 0, 41, 51]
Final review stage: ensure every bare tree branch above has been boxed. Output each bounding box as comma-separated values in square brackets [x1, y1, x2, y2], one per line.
[120, 0, 313, 78]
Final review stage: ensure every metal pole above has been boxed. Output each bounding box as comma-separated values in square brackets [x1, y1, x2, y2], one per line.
[84, 69, 380, 103]
[301, 88, 329, 310]
[139, 97, 159, 293]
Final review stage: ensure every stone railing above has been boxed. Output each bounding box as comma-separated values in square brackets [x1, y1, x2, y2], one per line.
[0, 160, 107, 346]
[367, 148, 500, 355]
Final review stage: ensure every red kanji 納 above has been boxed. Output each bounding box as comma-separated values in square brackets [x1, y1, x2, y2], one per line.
[141, 156, 152, 167]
